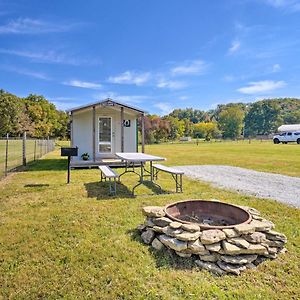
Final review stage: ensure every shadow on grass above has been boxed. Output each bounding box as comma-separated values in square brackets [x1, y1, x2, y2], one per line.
[26, 159, 67, 171]
[24, 184, 50, 188]
[141, 181, 169, 195]
[84, 181, 134, 199]
[128, 228, 196, 270]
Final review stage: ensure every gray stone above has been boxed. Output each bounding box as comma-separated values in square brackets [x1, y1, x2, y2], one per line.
[245, 263, 256, 269]
[142, 206, 165, 217]
[205, 242, 221, 252]
[181, 223, 201, 232]
[152, 225, 166, 233]
[217, 261, 247, 275]
[250, 219, 274, 232]
[234, 224, 256, 235]
[195, 260, 225, 276]
[158, 234, 187, 252]
[176, 251, 192, 258]
[222, 241, 267, 255]
[152, 217, 173, 227]
[151, 238, 164, 250]
[239, 206, 261, 216]
[174, 231, 202, 242]
[266, 230, 287, 243]
[243, 244, 268, 255]
[141, 229, 155, 244]
[137, 224, 146, 232]
[263, 240, 285, 248]
[201, 229, 226, 245]
[199, 253, 219, 262]
[162, 226, 183, 237]
[220, 254, 257, 265]
[227, 237, 250, 249]
[253, 256, 267, 266]
[244, 232, 266, 244]
[188, 239, 209, 255]
[144, 218, 155, 227]
[222, 241, 243, 255]
[252, 215, 264, 221]
[222, 228, 239, 238]
[169, 222, 182, 229]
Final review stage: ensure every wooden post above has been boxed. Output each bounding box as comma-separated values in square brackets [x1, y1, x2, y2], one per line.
[34, 139, 37, 161]
[22, 132, 26, 166]
[141, 113, 145, 153]
[70, 112, 73, 147]
[5, 133, 8, 176]
[136, 119, 138, 152]
[92, 106, 96, 162]
[121, 106, 124, 152]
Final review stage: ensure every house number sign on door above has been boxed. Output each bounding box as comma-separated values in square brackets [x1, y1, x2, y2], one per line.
[123, 120, 131, 127]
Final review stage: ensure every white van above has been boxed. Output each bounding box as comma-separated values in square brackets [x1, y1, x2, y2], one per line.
[273, 131, 300, 144]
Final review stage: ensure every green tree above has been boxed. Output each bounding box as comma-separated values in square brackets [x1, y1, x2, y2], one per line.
[218, 106, 244, 139]
[244, 100, 281, 136]
[194, 122, 220, 140]
[0, 90, 21, 136]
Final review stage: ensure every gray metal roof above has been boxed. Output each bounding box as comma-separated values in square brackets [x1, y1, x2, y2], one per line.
[68, 98, 145, 114]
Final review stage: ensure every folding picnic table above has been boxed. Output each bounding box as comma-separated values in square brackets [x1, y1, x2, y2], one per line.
[115, 152, 166, 194]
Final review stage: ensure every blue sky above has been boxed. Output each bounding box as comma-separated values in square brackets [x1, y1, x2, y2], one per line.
[1, 0, 300, 115]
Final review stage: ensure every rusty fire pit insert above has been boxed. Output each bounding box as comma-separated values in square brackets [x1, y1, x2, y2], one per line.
[165, 200, 252, 229]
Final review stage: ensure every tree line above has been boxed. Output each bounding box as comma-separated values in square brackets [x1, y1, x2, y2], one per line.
[142, 98, 300, 143]
[1, 89, 299, 142]
[0, 90, 68, 138]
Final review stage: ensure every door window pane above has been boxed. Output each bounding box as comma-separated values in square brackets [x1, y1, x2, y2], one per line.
[99, 118, 111, 142]
[99, 144, 111, 153]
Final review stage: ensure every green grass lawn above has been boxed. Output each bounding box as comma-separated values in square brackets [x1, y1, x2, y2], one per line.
[0, 141, 299, 299]
[146, 140, 300, 177]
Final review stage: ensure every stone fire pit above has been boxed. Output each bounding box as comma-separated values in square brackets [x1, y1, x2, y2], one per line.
[138, 200, 287, 276]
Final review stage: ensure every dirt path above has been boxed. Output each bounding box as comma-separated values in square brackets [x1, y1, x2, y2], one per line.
[176, 165, 300, 208]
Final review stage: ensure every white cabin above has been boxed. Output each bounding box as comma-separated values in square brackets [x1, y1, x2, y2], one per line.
[69, 98, 145, 166]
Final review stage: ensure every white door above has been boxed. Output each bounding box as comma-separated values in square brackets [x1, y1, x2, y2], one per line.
[98, 117, 113, 154]
[286, 132, 293, 142]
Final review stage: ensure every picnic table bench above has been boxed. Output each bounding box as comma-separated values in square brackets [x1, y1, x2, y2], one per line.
[152, 164, 184, 193]
[99, 166, 119, 195]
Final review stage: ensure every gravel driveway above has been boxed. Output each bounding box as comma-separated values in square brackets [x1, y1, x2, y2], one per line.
[176, 165, 300, 208]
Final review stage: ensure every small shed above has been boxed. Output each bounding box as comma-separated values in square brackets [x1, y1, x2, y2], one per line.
[68, 98, 145, 166]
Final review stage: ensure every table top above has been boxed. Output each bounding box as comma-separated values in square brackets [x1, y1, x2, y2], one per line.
[115, 152, 166, 162]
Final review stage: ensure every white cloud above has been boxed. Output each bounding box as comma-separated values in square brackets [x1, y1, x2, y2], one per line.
[63, 80, 102, 89]
[223, 75, 236, 82]
[108, 71, 150, 86]
[272, 64, 281, 72]
[179, 96, 188, 100]
[94, 92, 150, 105]
[154, 102, 173, 115]
[237, 80, 286, 94]
[0, 18, 79, 34]
[264, 0, 300, 11]
[156, 78, 187, 90]
[228, 40, 241, 54]
[2, 65, 50, 80]
[0, 48, 100, 66]
[171, 60, 207, 76]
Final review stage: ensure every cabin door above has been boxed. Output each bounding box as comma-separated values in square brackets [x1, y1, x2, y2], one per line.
[98, 117, 113, 154]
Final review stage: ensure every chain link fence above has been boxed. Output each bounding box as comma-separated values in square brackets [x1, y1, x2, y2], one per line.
[0, 133, 55, 179]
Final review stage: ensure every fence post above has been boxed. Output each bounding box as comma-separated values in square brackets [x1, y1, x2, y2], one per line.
[5, 133, 9, 176]
[22, 132, 27, 166]
[34, 139, 37, 161]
